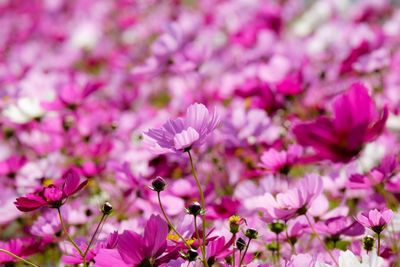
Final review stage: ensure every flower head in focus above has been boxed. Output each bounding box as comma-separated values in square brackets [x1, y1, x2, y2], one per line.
[14, 169, 88, 212]
[143, 103, 219, 154]
[94, 215, 179, 267]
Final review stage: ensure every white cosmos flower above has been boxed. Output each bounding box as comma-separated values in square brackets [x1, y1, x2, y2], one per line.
[3, 97, 45, 124]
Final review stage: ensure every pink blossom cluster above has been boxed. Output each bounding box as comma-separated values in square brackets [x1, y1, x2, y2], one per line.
[1, 0, 400, 266]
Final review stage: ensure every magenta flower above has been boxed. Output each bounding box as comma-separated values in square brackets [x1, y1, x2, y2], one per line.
[357, 209, 394, 234]
[0, 237, 43, 264]
[0, 155, 26, 179]
[314, 216, 364, 237]
[15, 169, 88, 212]
[143, 103, 219, 153]
[62, 232, 118, 265]
[205, 236, 234, 266]
[293, 83, 388, 162]
[348, 155, 397, 189]
[94, 215, 179, 267]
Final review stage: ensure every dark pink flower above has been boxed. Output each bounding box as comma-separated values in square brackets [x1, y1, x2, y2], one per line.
[314, 216, 364, 237]
[62, 231, 118, 265]
[207, 197, 240, 220]
[15, 169, 87, 212]
[0, 237, 43, 264]
[94, 215, 179, 267]
[293, 83, 388, 163]
[0, 155, 26, 179]
[348, 155, 397, 189]
[144, 103, 219, 153]
[205, 236, 234, 266]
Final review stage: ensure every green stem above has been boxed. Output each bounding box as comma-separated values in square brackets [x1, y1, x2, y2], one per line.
[57, 207, 84, 257]
[157, 192, 192, 249]
[0, 249, 39, 267]
[232, 234, 236, 267]
[187, 150, 208, 267]
[275, 233, 280, 261]
[238, 238, 251, 267]
[377, 233, 381, 256]
[82, 213, 108, 266]
[194, 216, 206, 266]
[305, 214, 338, 267]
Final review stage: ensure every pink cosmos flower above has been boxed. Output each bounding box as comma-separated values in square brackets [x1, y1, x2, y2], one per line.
[348, 155, 396, 189]
[0, 237, 43, 264]
[207, 196, 240, 220]
[143, 103, 219, 153]
[94, 215, 179, 267]
[30, 210, 61, 241]
[205, 236, 234, 266]
[314, 216, 365, 237]
[0, 155, 26, 179]
[356, 209, 393, 234]
[293, 83, 388, 162]
[262, 174, 323, 221]
[62, 232, 118, 265]
[259, 145, 302, 174]
[14, 169, 88, 212]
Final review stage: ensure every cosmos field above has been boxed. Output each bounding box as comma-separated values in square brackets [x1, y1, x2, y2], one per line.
[1, 0, 400, 266]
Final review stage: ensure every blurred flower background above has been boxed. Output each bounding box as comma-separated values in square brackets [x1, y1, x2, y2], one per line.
[1, 0, 400, 266]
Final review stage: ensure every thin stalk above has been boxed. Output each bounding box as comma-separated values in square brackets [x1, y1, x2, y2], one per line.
[232, 234, 236, 267]
[157, 192, 192, 249]
[377, 233, 381, 256]
[238, 238, 251, 267]
[194, 216, 206, 266]
[275, 233, 280, 260]
[82, 213, 108, 265]
[0, 249, 39, 267]
[187, 150, 208, 267]
[285, 223, 296, 254]
[57, 208, 84, 257]
[305, 214, 338, 267]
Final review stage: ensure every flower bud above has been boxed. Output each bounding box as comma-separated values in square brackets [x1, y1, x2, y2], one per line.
[186, 202, 202, 216]
[150, 176, 166, 192]
[101, 202, 113, 215]
[267, 242, 279, 252]
[245, 228, 258, 239]
[269, 222, 285, 235]
[236, 237, 246, 251]
[187, 249, 198, 262]
[229, 215, 244, 234]
[363, 235, 375, 252]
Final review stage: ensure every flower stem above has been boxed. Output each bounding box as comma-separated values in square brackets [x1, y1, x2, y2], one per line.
[187, 150, 208, 267]
[275, 233, 280, 261]
[305, 214, 338, 267]
[82, 213, 108, 266]
[238, 238, 251, 267]
[232, 234, 236, 267]
[0, 249, 39, 267]
[285, 223, 296, 254]
[377, 233, 381, 256]
[194, 216, 207, 266]
[57, 207, 84, 257]
[157, 192, 192, 249]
